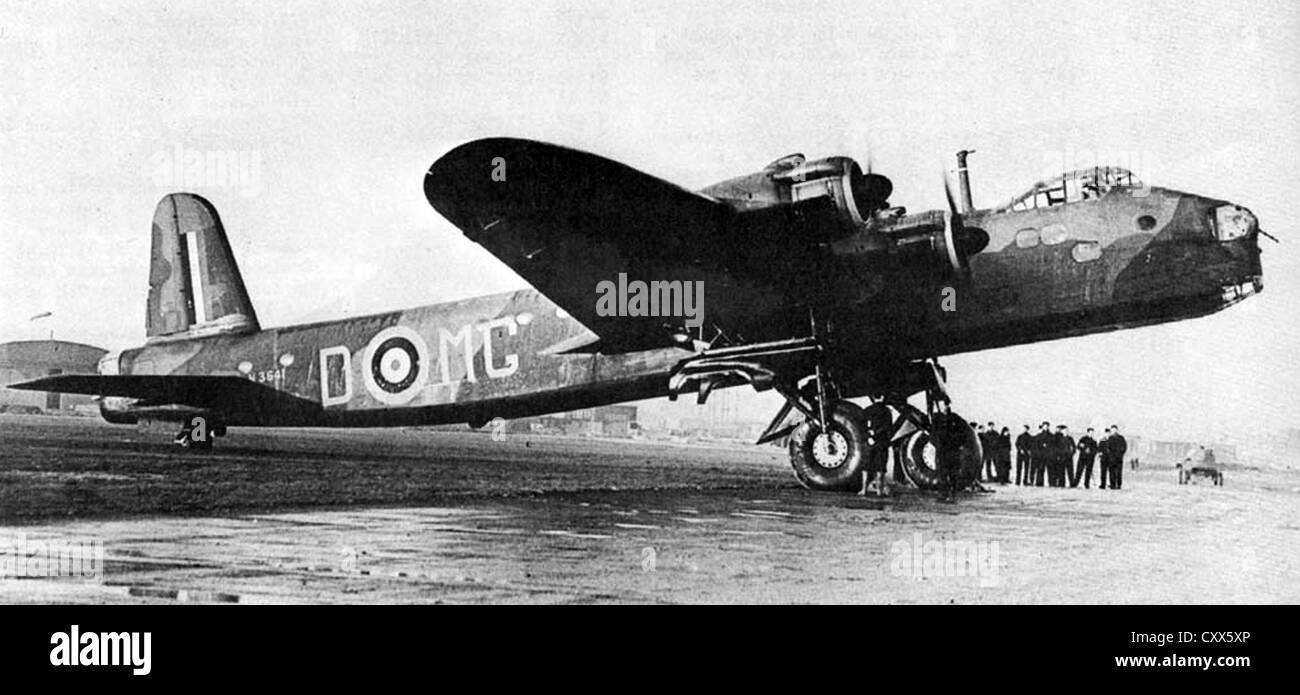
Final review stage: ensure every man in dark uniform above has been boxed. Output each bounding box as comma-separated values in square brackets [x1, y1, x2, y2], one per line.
[859, 395, 894, 497]
[1046, 425, 1064, 487]
[1058, 425, 1077, 487]
[1073, 427, 1098, 489]
[1107, 425, 1127, 490]
[932, 400, 967, 503]
[1015, 425, 1033, 486]
[996, 426, 1012, 483]
[983, 421, 998, 482]
[1031, 421, 1052, 486]
[1098, 427, 1113, 489]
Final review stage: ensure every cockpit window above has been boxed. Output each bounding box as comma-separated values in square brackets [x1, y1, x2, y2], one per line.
[1003, 167, 1142, 212]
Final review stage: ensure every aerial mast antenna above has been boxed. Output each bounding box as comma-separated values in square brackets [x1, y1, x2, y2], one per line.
[955, 149, 976, 213]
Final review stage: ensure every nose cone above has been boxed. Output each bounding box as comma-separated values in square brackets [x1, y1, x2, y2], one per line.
[1113, 195, 1263, 311]
[1205, 200, 1265, 305]
[1219, 202, 1265, 301]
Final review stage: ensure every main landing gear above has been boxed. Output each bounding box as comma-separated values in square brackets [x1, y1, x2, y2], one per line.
[669, 331, 982, 493]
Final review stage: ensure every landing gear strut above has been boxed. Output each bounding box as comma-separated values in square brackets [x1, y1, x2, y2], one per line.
[670, 333, 983, 492]
[669, 311, 872, 491]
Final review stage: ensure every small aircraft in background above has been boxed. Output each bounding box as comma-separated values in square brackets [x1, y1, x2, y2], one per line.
[12, 137, 1266, 492]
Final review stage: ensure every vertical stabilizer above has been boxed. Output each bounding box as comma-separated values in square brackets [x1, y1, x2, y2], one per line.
[146, 193, 259, 340]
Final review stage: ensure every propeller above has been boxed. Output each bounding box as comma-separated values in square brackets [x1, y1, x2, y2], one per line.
[940, 174, 990, 271]
[849, 151, 893, 215]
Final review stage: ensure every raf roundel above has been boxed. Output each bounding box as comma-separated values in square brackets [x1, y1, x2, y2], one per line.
[361, 326, 430, 405]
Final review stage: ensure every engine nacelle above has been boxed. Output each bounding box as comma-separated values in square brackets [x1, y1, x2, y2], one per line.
[844, 209, 989, 275]
[698, 154, 892, 228]
[772, 157, 891, 226]
[99, 397, 141, 424]
[95, 350, 139, 423]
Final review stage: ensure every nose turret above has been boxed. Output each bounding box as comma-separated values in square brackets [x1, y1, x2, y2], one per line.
[1212, 203, 1257, 242]
[1210, 200, 1264, 303]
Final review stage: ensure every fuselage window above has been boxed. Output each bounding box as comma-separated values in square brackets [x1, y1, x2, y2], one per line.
[1015, 228, 1040, 248]
[1071, 240, 1102, 263]
[1041, 224, 1069, 245]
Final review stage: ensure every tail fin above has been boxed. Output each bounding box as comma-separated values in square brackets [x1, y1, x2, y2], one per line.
[146, 193, 259, 340]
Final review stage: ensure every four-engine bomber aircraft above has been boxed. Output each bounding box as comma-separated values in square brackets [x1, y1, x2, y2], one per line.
[12, 138, 1266, 491]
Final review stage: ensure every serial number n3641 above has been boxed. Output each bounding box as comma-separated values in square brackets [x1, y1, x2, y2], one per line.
[248, 368, 286, 383]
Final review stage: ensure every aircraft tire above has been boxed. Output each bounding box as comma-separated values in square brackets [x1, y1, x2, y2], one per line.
[788, 401, 868, 491]
[893, 404, 982, 490]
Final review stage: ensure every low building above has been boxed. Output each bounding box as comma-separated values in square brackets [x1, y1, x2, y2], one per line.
[0, 340, 106, 413]
[514, 405, 639, 438]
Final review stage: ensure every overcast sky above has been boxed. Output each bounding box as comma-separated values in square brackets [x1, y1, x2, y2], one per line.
[2, 0, 1297, 442]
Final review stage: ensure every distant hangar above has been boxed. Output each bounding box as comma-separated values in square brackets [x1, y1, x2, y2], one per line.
[0, 340, 106, 413]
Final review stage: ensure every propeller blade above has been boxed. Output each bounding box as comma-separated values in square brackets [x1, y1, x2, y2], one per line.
[943, 174, 959, 216]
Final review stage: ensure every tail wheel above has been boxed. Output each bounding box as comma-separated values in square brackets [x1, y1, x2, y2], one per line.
[175, 432, 213, 450]
[891, 403, 982, 490]
[788, 401, 868, 491]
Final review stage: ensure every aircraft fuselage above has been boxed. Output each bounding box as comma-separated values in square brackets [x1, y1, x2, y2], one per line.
[101, 181, 1262, 428]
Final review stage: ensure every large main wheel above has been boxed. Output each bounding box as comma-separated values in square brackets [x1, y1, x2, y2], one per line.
[788, 401, 868, 491]
[891, 404, 982, 490]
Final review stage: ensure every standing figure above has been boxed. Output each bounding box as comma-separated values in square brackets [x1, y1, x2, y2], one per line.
[1098, 427, 1113, 489]
[996, 426, 1012, 483]
[1107, 425, 1128, 490]
[1074, 427, 1098, 489]
[983, 421, 998, 482]
[933, 400, 967, 503]
[1032, 421, 1052, 487]
[859, 395, 893, 498]
[1015, 425, 1033, 486]
[1059, 425, 1077, 487]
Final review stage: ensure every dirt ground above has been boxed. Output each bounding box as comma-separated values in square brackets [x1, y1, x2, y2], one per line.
[1, 414, 1296, 604]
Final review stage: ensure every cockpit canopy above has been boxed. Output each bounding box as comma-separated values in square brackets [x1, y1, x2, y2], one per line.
[999, 167, 1143, 212]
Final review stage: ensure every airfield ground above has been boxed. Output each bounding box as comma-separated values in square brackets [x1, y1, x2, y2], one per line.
[1, 414, 1296, 604]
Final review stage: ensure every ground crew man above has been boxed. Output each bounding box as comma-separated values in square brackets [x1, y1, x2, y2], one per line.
[1015, 425, 1033, 486]
[1073, 427, 1098, 489]
[1058, 425, 1076, 487]
[1099, 427, 1113, 489]
[1032, 421, 1052, 486]
[859, 395, 893, 498]
[932, 399, 967, 503]
[1106, 425, 1127, 490]
[983, 421, 998, 482]
[995, 426, 1012, 483]
[1046, 425, 1063, 487]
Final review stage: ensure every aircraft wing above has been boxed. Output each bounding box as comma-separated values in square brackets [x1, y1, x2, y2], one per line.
[425, 138, 834, 352]
[8, 374, 318, 422]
